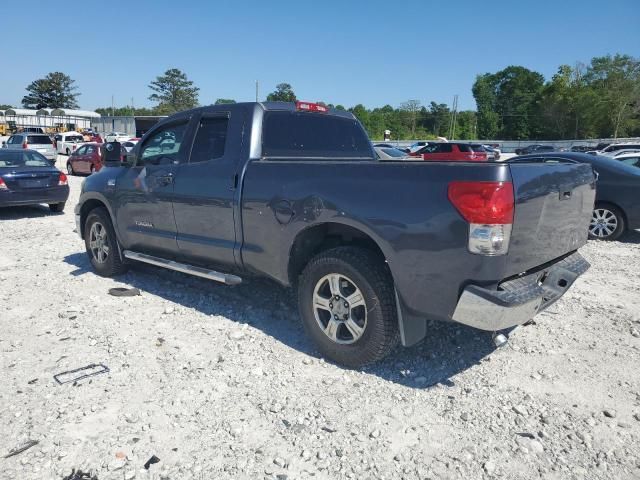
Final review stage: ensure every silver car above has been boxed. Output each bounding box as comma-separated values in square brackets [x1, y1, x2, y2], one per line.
[374, 146, 412, 160]
[2, 133, 56, 162]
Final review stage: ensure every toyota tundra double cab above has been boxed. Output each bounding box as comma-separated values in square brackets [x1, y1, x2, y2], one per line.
[75, 101, 595, 367]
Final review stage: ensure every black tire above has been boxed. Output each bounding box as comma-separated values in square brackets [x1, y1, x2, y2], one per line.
[67, 162, 74, 175]
[66, 148, 70, 156]
[49, 202, 65, 213]
[297, 247, 399, 368]
[84, 207, 128, 277]
[589, 203, 626, 241]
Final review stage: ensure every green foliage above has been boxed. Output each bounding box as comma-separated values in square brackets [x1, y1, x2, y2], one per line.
[21, 72, 80, 109]
[475, 55, 640, 139]
[94, 106, 156, 116]
[266, 83, 296, 102]
[148, 68, 199, 115]
[0, 104, 13, 109]
[214, 98, 236, 105]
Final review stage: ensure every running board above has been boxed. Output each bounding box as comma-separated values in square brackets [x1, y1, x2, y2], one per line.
[122, 250, 242, 285]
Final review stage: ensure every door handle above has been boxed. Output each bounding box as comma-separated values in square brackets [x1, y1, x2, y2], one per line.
[158, 173, 174, 186]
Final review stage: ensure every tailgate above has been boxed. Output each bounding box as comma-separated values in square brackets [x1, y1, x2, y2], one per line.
[506, 162, 595, 275]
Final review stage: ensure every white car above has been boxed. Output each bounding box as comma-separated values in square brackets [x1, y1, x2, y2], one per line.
[611, 148, 640, 157]
[54, 132, 86, 155]
[597, 142, 640, 156]
[614, 152, 640, 168]
[105, 132, 131, 142]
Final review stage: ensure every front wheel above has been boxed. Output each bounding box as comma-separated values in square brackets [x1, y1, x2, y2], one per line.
[66, 148, 70, 156]
[297, 247, 399, 368]
[84, 207, 128, 277]
[67, 162, 74, 175]
[589, 204, 626, 241]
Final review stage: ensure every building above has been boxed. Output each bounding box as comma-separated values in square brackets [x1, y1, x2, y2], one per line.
[0, 108, 100, 131]
[91, 116, 166, 138]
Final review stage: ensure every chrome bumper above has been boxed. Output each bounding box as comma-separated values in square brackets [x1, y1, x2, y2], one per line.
[452, 252, 590, 331]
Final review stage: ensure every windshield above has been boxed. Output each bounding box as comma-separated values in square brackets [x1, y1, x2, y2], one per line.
[381, 148, 407, 158]
[27, 135, 52, 145]
[0, 151, 51, 167]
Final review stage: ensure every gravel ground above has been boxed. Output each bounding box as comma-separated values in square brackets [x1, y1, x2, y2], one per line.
[1, 163, 639, 480]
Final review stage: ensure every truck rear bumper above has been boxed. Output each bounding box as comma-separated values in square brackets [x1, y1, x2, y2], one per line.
[452, 252, 589, 331]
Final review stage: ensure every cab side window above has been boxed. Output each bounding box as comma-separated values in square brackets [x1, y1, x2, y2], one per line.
[138, 121, 188, 166]
[189, 117, 229, 164]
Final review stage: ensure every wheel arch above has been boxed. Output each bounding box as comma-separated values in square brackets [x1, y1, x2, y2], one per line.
[78, 194, 117, 240]
[287, 221, 391, 289]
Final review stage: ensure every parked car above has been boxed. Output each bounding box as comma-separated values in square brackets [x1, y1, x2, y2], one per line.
[76, 101, 595, 367]
[410, 142, 488, 161]
[614, 152, 640, 169]
[482, 145, 501, 160]
[105, 131, 131, 142]
[19, 126, 46, 134]
[606, 148, 640, 157]
[66, 142, 111, 175]
[54, 132, 86, 155]
[407, 141, 432, 153]
[374, 146, 411, 160]
[515, 144, 556, 155]
[0, 149, 69, 212]
[1, 133, 56, 163]
[510, 152, 639, 241]
[570, 145, 597, 153]
[597, 142, 640, 155]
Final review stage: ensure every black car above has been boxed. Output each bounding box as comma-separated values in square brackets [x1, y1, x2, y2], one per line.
[0, 150, 69, 212]
[515, 144, 557, 155]
[510, 152, 640, 240]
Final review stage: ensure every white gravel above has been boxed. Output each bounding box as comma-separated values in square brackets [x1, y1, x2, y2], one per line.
[1, 161, 639, 480]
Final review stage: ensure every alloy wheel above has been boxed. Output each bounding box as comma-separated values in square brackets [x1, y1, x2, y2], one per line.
[590, 208, 618, 238]
[313, 273, 367, 345]
[89, 222, 110, 264]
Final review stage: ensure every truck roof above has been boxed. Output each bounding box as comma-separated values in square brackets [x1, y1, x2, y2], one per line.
[165, 101, 357, 120]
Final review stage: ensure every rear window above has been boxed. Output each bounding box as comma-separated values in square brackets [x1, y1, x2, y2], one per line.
[262, 112, 373, 159]
[66, 136, 84, 142]
[0, 150, 50, 167]
[457, 144, 472, 153]
[27, 135, 52, 145]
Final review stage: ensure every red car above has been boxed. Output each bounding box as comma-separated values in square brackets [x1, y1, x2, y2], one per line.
[410, 143, 488, 162]
[66, 142, 106, 175]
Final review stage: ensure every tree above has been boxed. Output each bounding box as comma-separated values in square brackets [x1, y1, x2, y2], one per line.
[400, 100, 421, 138]
[214, 98, 236, 105]
[0, 104, 13, 109]
[472, 74, 499, 139]
[21, 72, 80, 109]
[148, 68, 200, 114]
[266, 83, 296, 102]
[584, 54, 640, 138]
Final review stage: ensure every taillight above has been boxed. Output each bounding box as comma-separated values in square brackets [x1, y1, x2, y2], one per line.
[0, 177, 7, 190]
[448, 181, 514, 255]
[58, 172, 68, 186]
[295, 101, 329, 113]
[22, 141, 28, 149]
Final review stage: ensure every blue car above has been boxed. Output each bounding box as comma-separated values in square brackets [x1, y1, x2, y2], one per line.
[0, 149, 69, 212]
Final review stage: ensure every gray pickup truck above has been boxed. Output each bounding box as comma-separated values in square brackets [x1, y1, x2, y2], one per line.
[75, 101, 595, 367]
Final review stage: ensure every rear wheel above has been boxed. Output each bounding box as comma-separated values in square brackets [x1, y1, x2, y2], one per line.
[297, 247, 399, 368]
[589, 204, 625, 241]
[49, 202, 65, 213]
[84, 207, 128, 277]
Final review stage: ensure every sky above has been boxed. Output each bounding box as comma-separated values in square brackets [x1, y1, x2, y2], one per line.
[1, 0, 638, 112]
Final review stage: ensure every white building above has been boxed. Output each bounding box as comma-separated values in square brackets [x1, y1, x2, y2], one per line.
[0, 108, 100, 130]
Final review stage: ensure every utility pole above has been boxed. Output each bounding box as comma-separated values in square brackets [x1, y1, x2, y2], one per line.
[111, 95, 114, 117]
[255, 80, 259, 102]
[448, 95, 458, 140]
[131, 97, 134, 115]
